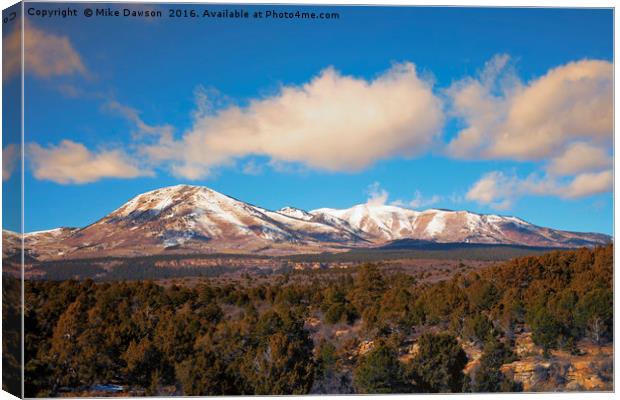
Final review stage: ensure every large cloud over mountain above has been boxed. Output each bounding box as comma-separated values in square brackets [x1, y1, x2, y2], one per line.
[141, 63, 444, 179]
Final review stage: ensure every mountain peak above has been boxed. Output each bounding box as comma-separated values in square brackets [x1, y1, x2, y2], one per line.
[138, 183, 214, 196]
[112, 184, 232, 218]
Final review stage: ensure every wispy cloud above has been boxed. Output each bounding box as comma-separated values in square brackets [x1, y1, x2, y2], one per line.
[406, 190, 442, 209]
[366, 182, 389, 206]
[366, 182, 444, 210]
[104, 100, 174, 141]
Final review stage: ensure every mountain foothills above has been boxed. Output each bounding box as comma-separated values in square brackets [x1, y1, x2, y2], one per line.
[4, 185, 611, 260]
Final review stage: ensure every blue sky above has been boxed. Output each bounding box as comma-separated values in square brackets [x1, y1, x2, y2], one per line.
[2, 4, 613, 234]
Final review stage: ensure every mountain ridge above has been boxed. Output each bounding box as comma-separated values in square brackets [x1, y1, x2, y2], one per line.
[4, 184, 611, 260]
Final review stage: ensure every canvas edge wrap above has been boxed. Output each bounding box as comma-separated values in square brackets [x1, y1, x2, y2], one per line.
[2, 1, 24, 398]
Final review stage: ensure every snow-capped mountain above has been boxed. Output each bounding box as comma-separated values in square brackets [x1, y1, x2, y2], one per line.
[6, 184, 611, 260]
[53, 185, 365, 258]
[310, 205, 609, 248]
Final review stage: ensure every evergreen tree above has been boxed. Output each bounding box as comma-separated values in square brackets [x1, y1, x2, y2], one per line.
[471, 336, 520, 392]
[353, 341, 409, 393]
[527, 304, 562, 357]
[406, 333, 468, 393]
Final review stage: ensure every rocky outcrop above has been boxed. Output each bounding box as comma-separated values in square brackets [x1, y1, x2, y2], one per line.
[500, 338, 612, 391]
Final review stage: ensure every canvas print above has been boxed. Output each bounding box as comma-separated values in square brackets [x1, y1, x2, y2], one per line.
[1, 2, 614, 397]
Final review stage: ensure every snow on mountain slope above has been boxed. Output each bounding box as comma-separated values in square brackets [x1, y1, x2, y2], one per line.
[311, 204, 419, 241]
[277, 207, 314, 221]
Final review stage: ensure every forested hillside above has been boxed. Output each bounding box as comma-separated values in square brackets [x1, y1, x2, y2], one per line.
[22, 245, 612, 396]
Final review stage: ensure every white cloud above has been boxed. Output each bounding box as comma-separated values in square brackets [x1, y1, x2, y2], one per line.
[466, 171, 522, 210]
[27, 140, 151, 184]
[3, 23, 87, 81]
[562, 170, 613, 198]
[453, 55, 613, 209]
[141, 63, 444, 179]
[447, 56, 612, 163]
[466, 169, 613, 210]
[547, 142, 612, 176]
[3, 144, 19, 181]
[366, 182, 389, 206]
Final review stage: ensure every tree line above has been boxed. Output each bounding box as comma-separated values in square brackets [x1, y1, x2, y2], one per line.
[21, 244, 612, 396]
